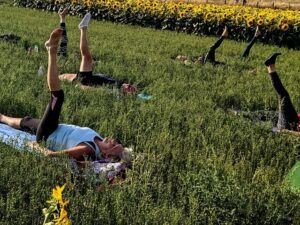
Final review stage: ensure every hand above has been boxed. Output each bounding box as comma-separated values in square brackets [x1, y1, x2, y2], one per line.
[26, 141, 53, 156]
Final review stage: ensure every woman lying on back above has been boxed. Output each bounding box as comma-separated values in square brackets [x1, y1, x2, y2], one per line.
[0, 27, 128, 161]
[57, 9, 139, 93]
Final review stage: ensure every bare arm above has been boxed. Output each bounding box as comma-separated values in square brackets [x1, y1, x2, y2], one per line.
[27, 141, 53, 156]
[27, 141, 94, 160]
[59, 73, 94, 90]
[59, 73, 77, 82]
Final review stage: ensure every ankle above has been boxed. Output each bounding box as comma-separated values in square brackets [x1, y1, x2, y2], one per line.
[48, 48, 58, 55]
[267, 65, 276, 73]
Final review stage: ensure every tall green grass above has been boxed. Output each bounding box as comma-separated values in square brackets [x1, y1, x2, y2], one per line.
[0, 3, 300, 224]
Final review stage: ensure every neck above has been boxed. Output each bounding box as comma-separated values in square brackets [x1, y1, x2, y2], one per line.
[95, 138, 110, 158]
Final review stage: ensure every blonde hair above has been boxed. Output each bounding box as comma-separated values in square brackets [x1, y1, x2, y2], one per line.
[120, 147, 134, 163]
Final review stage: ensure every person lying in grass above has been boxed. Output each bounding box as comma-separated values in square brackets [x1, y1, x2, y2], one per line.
[57, 10, 139, 93]
[0, 28, 131, 161]
[175, 26, 261, 65]
[230, 53, 300, 136]
[175, 25, 228, 65]
[265, 53, 300, 135]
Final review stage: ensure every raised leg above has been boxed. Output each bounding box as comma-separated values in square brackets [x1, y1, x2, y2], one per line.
[58, 8, 68, 58]
[241, 26, 260, 58]
[79, 13, 93, 72]
[45, 28, 63, 91]
[35, 28, 65, 142]
[266, 56, 299, 130]
[36, 90, 64, 142]
[204, 26, 228, 64]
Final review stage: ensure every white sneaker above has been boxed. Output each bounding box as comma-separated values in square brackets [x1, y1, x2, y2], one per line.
[78, 13, 91, 29]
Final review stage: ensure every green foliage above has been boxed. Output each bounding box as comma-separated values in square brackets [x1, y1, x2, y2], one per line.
[0, 3, 300, 224]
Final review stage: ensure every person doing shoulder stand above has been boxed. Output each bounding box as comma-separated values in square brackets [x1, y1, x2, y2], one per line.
[0, 28, 126, 161]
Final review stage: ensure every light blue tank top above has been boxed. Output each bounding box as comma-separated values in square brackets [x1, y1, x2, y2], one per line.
[46, 124, 103, 158]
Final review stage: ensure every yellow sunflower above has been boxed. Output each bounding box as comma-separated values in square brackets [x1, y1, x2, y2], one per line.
[280, 23, 289, 31]
[112, 4, 118, 9]
[256, 18, 264, 26]
[264, 17, 270, 25]
[205, 12, 212, 21]
[179, 11, 186, 18]
[246, 18, 254, 27]
[52, 184, 66, 205]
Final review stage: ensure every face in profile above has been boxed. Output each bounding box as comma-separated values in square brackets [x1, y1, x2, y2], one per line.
[121, 84, 137, 93]
[102, 137, 124, 157]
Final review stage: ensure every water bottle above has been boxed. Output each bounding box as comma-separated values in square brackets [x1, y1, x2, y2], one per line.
[37, 65, 44, 76]
[33, 44, 39, 53]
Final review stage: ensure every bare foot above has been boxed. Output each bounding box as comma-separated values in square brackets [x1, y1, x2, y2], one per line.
[59, 8, 68, 18]
[59, 73, 77, 82]
[222, 26, 228, 37]
[44, 28, 63, 52]
[254, 26, 261, 37]
[59, 8, 68, 23]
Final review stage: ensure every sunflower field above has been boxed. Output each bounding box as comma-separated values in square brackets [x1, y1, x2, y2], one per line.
[14, 0, 300, 48]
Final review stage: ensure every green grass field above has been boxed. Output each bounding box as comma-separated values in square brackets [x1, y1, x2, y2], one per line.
[0, 2, 300, 224]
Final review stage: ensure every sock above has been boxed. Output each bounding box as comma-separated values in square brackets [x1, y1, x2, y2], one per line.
[78, 13, 91, 29]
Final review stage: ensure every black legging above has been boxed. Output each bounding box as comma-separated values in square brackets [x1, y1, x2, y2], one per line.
[20, 90, 64, 142]
[77, 72, 124, 88]
[204, 36, 224, 64]
[57, 22, 68, 57]
[241, 36, 257, 58]
[269, 72, 299, 130]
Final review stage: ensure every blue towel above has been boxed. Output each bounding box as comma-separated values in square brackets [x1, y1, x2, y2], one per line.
[0, 123, 35, 150]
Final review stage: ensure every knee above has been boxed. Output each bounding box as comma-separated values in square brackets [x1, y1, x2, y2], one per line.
[51, 90, 65, 104]
[20, 116, 32, 129]
[82, 55, 93, 65]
